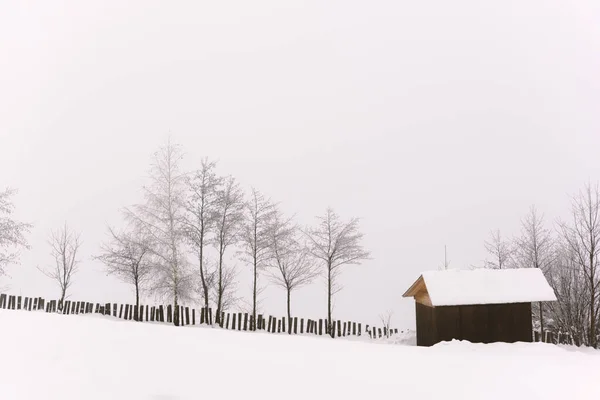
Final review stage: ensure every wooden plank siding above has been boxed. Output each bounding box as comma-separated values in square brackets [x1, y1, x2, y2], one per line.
[416, 302, 436, 346]
[417, 302, 533, 346]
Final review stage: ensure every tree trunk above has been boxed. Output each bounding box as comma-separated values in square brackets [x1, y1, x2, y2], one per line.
[539, 301, 544, 342]
[199, 229, 209, 313]
[287, 287, 291, 330]
[216, 249, 223, 325]
[59, 286, 67, 310]
[199, 252, 209, 311]
[174, 295, 179, 327]
[135, 281, 140, 321]
[327, 261, 332, 338]
[253, 259, 257, 331]
[590, 277, 596, 348]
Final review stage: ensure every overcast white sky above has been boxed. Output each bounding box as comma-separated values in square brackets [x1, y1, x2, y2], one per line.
[1, 1, 599, 329]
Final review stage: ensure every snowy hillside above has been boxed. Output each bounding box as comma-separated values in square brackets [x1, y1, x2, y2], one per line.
[0, 310, 599, 400]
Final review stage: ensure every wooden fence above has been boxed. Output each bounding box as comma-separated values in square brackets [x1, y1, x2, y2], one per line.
[533, 330, 575, 345]
[0, 293, 398, 339]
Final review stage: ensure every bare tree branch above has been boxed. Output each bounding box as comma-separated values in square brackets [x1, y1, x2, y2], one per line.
[267, 210, 318, 323]
[38, 223, 81, 306]
[182, 158, 221, 312]
[240, 187, 277, 328]
[557, 183, 600, 348]
[213, 175, 245, 324]
[513, 205, 555, 340]
[304, 207, 370, 336]
[95, 224, 154, 318]
[0, 188, 32, 277]
[483, 229, 514, 269]
[125, 138, 191, 326]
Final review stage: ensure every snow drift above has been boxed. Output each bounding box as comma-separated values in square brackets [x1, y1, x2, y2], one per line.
[0, 310, 598, 399]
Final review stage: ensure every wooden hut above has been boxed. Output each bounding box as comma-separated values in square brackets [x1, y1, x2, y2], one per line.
[402, 268, 556, 346]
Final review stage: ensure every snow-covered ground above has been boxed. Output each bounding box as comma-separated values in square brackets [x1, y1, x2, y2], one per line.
[0, 310, 599, 400]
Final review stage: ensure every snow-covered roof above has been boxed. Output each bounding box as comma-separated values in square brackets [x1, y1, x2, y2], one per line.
[402, 268, 557, 307]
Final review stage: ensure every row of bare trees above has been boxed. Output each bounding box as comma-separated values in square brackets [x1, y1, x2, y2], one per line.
[482, 183, 600, 348]
[89, 140, 370, 332]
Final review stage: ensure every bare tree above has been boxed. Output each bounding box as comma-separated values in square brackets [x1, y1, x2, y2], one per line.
[558, 183, 600, 348]
[213, 176, 245, 324]
[484, 229, 514, 269]
[546, 242, 589, 346]
[240, 188, 276, 328]
[183, 158, 221, 313]
[219, 263, 240, 314]
[379, 309, 394, 336]
[0, 188, 31, 277]
[305, 208, 370, 336]
[96, 225, 153, 319]
[267, 211, 318, 323]
[39, 223, 81, 306]
[126, 139, 190, 326]
[513, 205, 555, 340]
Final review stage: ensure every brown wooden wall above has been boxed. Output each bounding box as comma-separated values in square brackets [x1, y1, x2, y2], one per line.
[416, 301, 436, 346]
[416, 302, 533, 346]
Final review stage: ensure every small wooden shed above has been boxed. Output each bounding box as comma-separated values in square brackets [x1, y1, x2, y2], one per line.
[402, 268, 556, 346]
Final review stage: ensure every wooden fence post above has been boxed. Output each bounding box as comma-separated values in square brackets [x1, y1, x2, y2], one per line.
[192, 309, 196, 325]
[318, 319, 323, 336]
[0, 294, 5, 309]
[277, 318, 282, 333]
[337, 321, 342, 337]
[293, 317, 298, 334]
[166, 305, 172, 323]
[244, 313, 248, 331]
[225, 313, 230, 329]
[300, 318, 304, 334]
[209, 308, 213, 325]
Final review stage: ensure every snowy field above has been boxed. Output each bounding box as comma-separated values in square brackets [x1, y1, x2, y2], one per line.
[0, 311, 599, 400]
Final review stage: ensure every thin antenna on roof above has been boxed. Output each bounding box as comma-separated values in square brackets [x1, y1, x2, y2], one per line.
[442, 245, 450, 270]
